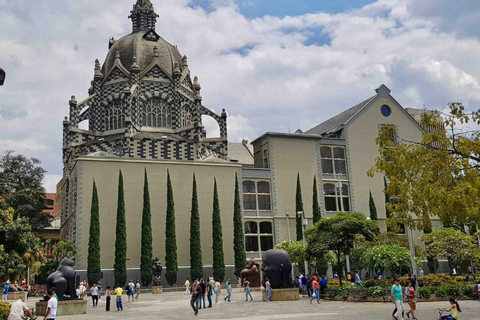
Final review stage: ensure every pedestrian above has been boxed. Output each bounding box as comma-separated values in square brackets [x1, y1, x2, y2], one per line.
[127, 280, 135, 302]
[439, 298, 461, 320]
[419, 267, 424, 277]
[310, 277, 320, 304]
[355, 271, 362, 286]
[206, 279, 213, 308]
[75, 285, 81, 298]
[468, 265, 472, 274]
[135, 280, 141, 300]
[105, 286, 111, 312]
[306, 276, 312, 297]
[265, 278, 272, 302]
[185, 278, 190, 295]
[97, 281, 102, 300]
[320, 275, 327, 297]
[7, 297, 34, 320]
[405, 281, 417, 320]
[199, 279, 206, 309]
[391, 278, 404, 320]
[244, 280, 253, 301]
[79, 282, 85, 299]
[90, 283, 99, 307]
[190, 280, 201, 316]
[215, 279, 221, 303]
[115, 285, 123, 311]
[2, 283, 9, 301]
[407, 274, 416, 289]
[224, 278, 232, 302]
[300, 273, 307, 296]
[43, 289, 58, 320]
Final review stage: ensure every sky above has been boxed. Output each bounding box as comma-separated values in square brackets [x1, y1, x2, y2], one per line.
[2, 0, 480, 193]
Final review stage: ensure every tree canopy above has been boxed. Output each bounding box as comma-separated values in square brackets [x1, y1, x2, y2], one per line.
[361, 245, 411, 276]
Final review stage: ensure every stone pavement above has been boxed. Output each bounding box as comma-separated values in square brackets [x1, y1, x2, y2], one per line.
[26, 289, 479, 320]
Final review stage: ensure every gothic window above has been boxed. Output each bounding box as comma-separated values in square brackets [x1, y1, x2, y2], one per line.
[181, 105, 193, 128]
[141, 98, 172, 128]
[105, 100, 125, 131]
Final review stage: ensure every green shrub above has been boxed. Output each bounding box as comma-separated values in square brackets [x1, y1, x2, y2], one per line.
[418, 286, 433, 299]
[445, 285, 462, 297]
[435, 287, 447, 298]
[336, 287, 349, 297]
[0, 302, 11, 320]
[367, 286, 384, 297]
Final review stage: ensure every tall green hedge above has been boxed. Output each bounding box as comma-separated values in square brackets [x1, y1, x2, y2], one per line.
[312, 176, 321, 224]
[369, 190, 378, 220]
[87, 179, 101, 285]
[189, 173, 203, 280]
[140, 169, 153, 286]
[211, 178, 225, 282]
[233, 172, 246, 277]
[165, 170, 178, 285]
[295, 173, 304, 241]
[114, 170, 127, 287]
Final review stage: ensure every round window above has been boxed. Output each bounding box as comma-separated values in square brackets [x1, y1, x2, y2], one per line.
[381, 105, 391, 117]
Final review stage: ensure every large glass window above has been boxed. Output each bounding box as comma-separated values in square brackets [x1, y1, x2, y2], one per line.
[323, 182, 350, 212]
[105, 100, 125, 131]
[141, 98, 172, 128]
[242, 180, 271, 214]
[244, 221, 274, 252]
[320, 146, 347, 175]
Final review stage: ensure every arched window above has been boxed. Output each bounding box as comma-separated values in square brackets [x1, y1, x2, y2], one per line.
[181, 105, 193, 128]
[141, 98, 172, 128]
[105, 100, 125, 131]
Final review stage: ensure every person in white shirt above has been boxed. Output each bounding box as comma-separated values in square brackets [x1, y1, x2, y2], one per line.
[90, 283, 99, 307]
[75, 285, 81, 298]
[419, 268, 424, 277]
[8, 297, 33, 320]
[135, 281, 141, 300]
[79, 283, 85, 299]
[127, 280, 135, 302]
[43, 290, 57, 320]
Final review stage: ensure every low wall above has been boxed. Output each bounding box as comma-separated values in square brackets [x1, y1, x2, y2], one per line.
[36, 299, 87, 316]
[261, 288, 299, 301]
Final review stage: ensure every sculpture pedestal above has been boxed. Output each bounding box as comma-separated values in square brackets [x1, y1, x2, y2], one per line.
[152, 286, 163, 294]
[36, 299, 87, 316]
[261, 288, 299, 301]
[7, 292, 25, 300]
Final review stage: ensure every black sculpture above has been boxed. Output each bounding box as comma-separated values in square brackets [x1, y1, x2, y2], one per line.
[261, 249, 292, 289]
[46, 258, 78, 300]
[153, 258, 163, 286]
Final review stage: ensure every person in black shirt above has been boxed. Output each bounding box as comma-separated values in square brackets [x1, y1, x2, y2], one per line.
[206, 280, 213, 308]
[199, 279, 206, 309]
[190, 280, 201, 316]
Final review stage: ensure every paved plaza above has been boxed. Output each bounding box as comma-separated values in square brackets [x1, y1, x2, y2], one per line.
[26, 289, 479, 320]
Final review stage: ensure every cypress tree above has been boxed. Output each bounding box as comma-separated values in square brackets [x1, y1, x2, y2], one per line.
[165, 170, 178, 285]
[114, 170, 127, 287]
[295, 173, 304, 241]
[211, 178, 225, 282]
[312, 176, 321, 224]
[369, 190, 378, 220]
[189, 173, 203, 280]
[87, 179, 101, 285]
[140, 169, 153, 286]
[233, 172, 246, 277]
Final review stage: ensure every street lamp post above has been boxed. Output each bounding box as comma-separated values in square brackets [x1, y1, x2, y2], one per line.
[297, 211, 308, 276]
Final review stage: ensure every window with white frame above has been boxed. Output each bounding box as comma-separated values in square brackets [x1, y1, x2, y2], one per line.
[141, 98, 172, 128]
[244, 221, 274, 252]
[105, 100, 125, 131]
[243, 180, 271, 213]
[323, 182, 350, 212]
[320, 146, 347, 175]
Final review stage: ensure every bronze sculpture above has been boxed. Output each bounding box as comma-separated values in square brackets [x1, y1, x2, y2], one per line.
[153, 257, 163, 286]
[261, 249, 292, 289]
[46, 258, 78, 300]
[240, 258, 261, 287]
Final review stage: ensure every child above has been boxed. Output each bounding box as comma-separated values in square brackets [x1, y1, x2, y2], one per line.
[439, 298, 461, 320]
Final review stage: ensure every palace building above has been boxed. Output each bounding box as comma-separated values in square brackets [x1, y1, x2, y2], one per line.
[60, 0, 439, 285]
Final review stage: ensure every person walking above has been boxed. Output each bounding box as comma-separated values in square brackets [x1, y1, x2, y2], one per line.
[185, 278, 191, 295]
[306, 275, 312, 297]
[355, 271, 362, 286]
[419, 268, 424, 277]
[127, 280, 135, 302]
[405, 281, 417, 320]
[90, 283, 99, 307]
[320, 275, 327, 298]
[215, 279, 221, 303]
[391, 278, 404, 320]
[300, 274, 307, 296]
[43, 289, 58, 320]
[97, 281, 102, 300]
[206, 280, 213, 308]
[310, 277, 320, 304]
[2, 283, 9, 301]
[265, 278, 272, 302]
[115, 285, 123, 311]
[190, 280, 201, 316]
[244, 280, 253, 301]
[198, 279, 206, 309]
[224, 278, 232, 302]
[105, 286, 111, 311]
[79, 282, 85, 299]
[135, 280, 141, 300]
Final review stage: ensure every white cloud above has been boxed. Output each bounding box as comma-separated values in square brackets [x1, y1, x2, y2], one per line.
[43, 174, 63, 193]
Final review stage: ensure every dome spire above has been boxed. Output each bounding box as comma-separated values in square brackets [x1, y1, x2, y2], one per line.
[129, 0, 159, 33]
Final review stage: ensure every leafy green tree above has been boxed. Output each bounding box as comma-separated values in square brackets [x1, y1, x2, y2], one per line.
[312, 176, 321, 224]
[274, 240, 336, 272]
[35, 260, 59, 284]
[369, 190, 377, 220]
[211, 178, 225, 282]
[114, 170, 127, 286]
[305, 212, 379, 286]
[420, 228, 478, 271]
[0, 197, 45, 282]
[87, 180, 101, 285]
[362, 245, 411, 275]
[140, 169, 153, 287]
[233, 172, 246, 277]
[53, 241, 77, 260]
[0, 151, 50, 230]
[189, 174, 203, 280]
[295, 173, 304, 241]
[165, 170, 178, 285]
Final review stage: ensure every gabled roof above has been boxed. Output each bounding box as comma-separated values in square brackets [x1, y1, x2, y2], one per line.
[305, 95, 376, 135]
[228, 142, 254, 166]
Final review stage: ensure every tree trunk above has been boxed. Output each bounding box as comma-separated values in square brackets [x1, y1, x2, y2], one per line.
[337, 253, 343, 287]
